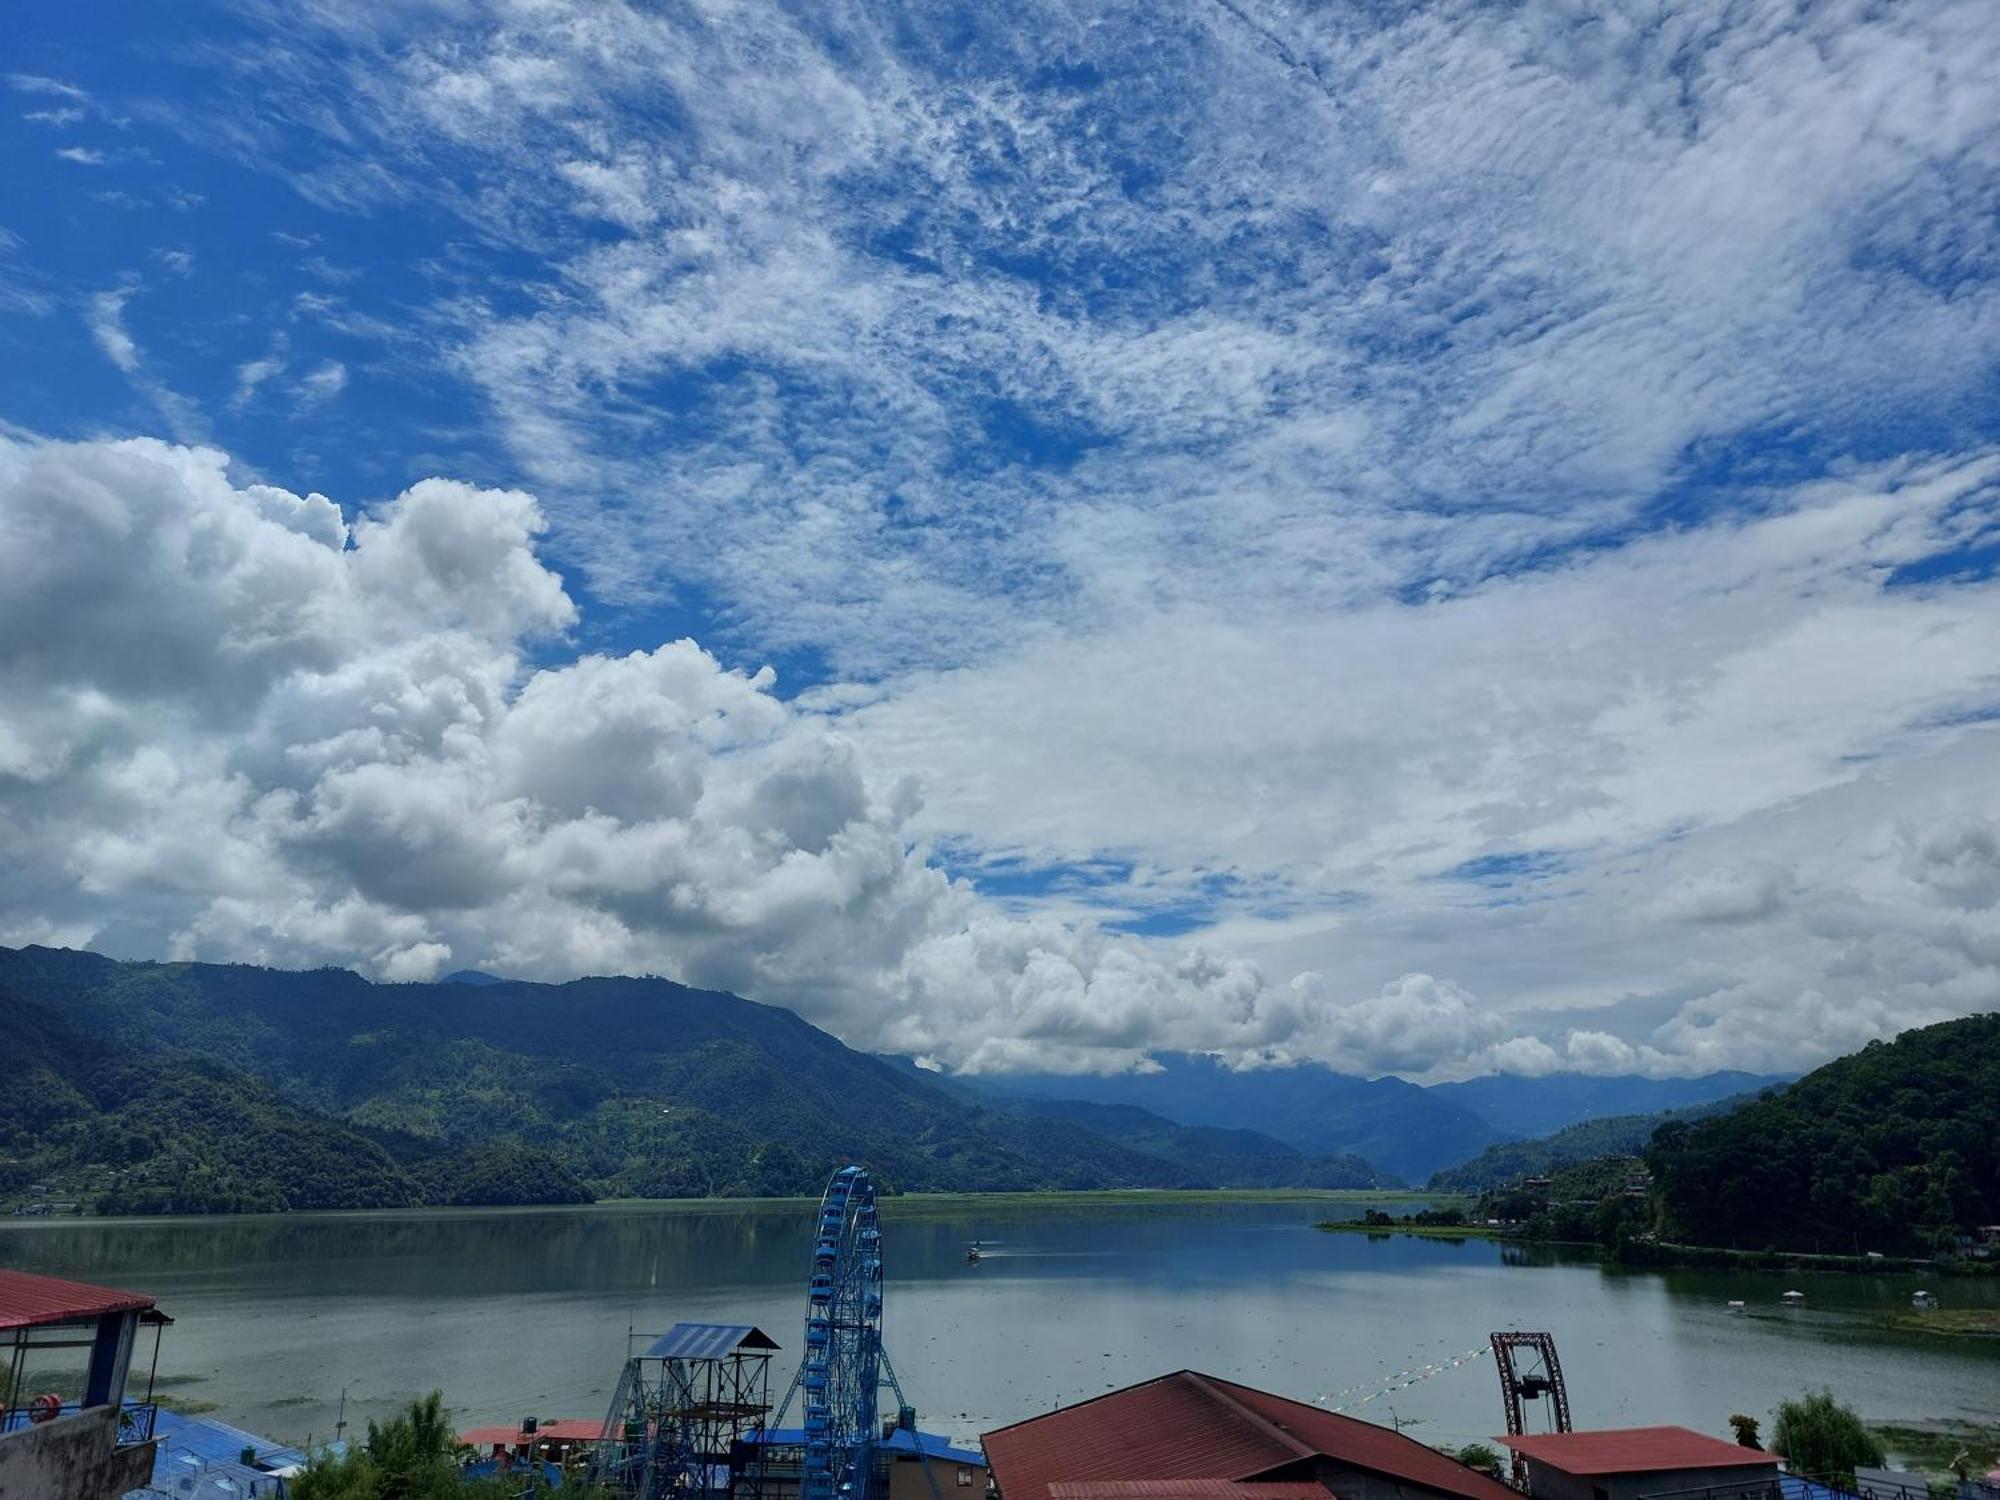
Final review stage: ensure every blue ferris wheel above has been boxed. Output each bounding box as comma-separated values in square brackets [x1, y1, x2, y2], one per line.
[797, 1166, 886, 1500]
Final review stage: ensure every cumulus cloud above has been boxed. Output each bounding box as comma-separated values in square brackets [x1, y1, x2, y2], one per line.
[0, 434, 1397, 1070]
[3, 434, 1995, 1081]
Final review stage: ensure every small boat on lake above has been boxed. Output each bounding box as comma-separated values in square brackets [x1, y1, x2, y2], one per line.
[1781, 1289, 1806, 1306]
[1726, 1300, 1745, 1316]
[1911, 1290, 1937, 1309]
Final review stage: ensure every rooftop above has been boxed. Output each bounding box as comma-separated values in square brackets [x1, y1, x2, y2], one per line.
[644, 1323, 782, 1360]
[0, 1268, 161, 1332]
[460, 1419, 611, 1447]
[1496, 1429, 1783, 1476]
[982, 1371, 1515, 1500]
[1051, 1483, 1337, 1500]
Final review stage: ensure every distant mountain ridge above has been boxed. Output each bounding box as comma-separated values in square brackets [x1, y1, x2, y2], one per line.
[928, 1057, 1791, 1183]
[953, 1053, 1508, 1182]
[1425, 1070, 1792, 1140]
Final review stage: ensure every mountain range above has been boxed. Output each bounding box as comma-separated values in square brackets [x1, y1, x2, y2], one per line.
[0, 944, 1784, 1212]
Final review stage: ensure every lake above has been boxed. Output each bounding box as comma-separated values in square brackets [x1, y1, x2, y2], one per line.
[2, 1196, 1994, 1457]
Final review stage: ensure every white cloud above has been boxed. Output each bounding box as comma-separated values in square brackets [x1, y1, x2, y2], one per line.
[233, 348, 287, 408]
[87, 288, 140, 372]
[0, 434, 1357, 1072]
[14, 1, 2000, 1082]
[84, 284, 206, 443]
[294, 359, 348, 406]
[7, 74, 87, 100]
[55, 146, 106, 166]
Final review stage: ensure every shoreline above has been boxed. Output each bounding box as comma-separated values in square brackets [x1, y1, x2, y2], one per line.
[0, 1186, 1464, 1231]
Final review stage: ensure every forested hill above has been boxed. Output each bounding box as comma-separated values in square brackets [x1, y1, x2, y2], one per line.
[0, 985, 593, 1213]
[0, 945, 1383, 1212]
[1647, 1013, 2000, 1253]
[1426, 1093, 1762, 1193]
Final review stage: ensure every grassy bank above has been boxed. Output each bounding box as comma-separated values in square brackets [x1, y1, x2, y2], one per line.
[1873, 1420, 2000, 1474]
[1314, 1219, 1501, 1241]
[1878, 1307, 2000, 1339]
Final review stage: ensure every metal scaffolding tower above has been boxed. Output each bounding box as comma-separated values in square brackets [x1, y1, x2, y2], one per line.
[593, 1323, 780, 1500]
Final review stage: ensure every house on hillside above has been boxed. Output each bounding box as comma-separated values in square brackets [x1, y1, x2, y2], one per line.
[982, 1370, 1516, 1500]
[1496, 1427, 1781, 1500]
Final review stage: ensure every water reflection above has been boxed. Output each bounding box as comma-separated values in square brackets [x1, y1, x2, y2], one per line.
[2, 1200, 1992, 1454]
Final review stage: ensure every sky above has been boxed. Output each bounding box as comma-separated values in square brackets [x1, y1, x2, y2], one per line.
[2, 0, 1998, 1083]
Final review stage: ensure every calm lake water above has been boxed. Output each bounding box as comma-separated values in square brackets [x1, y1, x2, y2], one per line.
[3, 1197, 1995, 1456]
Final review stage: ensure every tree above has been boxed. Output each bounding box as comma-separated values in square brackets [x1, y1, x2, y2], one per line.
[1729, 1414, 1762, 1449]
[1454, 1444, 1502, 1475]
[1771, 1391, 1884, 1485]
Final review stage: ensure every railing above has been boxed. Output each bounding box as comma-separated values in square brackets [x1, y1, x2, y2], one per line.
[117, 1401, 160, 1446]
[1642, 1474, 1999, 1500]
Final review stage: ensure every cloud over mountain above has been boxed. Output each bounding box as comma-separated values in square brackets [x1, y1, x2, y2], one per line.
[3, 1, 1999, 1081]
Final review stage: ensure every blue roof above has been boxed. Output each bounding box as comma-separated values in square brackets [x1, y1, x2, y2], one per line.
[751, 1427, 982, 1467]
[644, 1322, 781, 1359]
[150, 1408, 309, 1481]
[881, 1428, 984, 1466]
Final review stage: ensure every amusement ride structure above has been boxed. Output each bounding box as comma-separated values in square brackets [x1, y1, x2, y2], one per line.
[768, 1165, 926, 1500]
[591, 1165, 931, 1500]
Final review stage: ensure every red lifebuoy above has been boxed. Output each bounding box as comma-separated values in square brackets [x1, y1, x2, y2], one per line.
[28, 1393, 62, 1424]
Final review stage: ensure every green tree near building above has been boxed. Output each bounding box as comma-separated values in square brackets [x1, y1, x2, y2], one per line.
[1771, 1391, 1884, 1487]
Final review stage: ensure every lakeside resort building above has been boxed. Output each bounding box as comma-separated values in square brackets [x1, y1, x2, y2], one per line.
[981, 1369, 1520, 1500]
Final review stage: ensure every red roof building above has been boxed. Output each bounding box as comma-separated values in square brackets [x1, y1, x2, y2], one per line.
[458, 1417, 613, 1467]
[983, 1371, 1516, 1500]
[1495, 1429, 1780, 1500]
[0, 1268, 159, 1332]
[1, 1268, 170, 1500]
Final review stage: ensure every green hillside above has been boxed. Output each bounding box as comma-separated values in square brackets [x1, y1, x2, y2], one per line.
[1427, 1093, 1761, 1192]
[1001, 1097, 1397, 1188]
[0, 945, 1376, 1212]
[1647, 1013, 2000, 1253]
[0, 987, 591, 1213]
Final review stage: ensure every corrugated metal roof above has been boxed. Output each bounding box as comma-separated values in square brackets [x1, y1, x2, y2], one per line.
[149, 1407, 308, 1482]
[1497, 1429, 1783, 1476]
[0, 1268, 157, 1331]
[644, 1323, 782, 1359]
[982, 1372, 1517, 1500]
[1052, 1482, 1333, 1500]
[881, 1429, 987, 1466]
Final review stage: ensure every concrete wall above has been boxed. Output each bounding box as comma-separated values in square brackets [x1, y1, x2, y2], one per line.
[0, 1405, 157, 1500]
[886, 1453, 984, 1500]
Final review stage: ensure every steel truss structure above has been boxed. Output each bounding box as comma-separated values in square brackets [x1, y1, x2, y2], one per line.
[1490, 1330, 1572, 1438]
[594, 1324, 778, 1500]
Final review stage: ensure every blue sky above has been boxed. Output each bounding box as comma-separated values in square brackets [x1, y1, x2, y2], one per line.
[3, 0, 1999, 1078]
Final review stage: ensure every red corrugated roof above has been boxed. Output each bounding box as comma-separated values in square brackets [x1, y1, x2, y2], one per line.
[0, 1268, 157, 1331]
[1052, 1482, 1334, 1500]
[1497, 1429, 1782, 1476]
[982, 1372, 1516, 1500]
